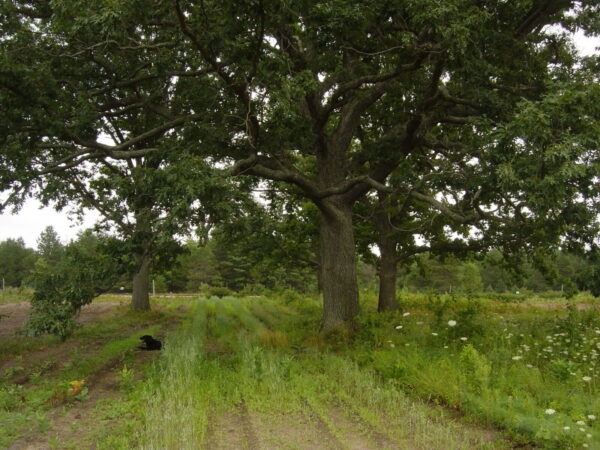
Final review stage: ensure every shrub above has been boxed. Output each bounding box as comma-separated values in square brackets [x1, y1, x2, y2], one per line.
[27, 235, 119, 340]
[206, 286, 233, 298]
[117, 365, 136, 392]
[425, 293, 452, 326]
[459, 344, 491, 395]
[548, 359, 577, 382]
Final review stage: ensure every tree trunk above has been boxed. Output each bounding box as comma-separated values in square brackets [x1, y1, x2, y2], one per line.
[319, 202, 360, 332]
[377, 241, 399, 312]
[131, 252, 150, 311]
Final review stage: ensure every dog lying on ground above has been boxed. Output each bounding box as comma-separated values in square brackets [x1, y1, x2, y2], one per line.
[139, 335, 162, 350]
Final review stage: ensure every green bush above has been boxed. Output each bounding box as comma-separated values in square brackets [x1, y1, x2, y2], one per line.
[27, 234, 119, 340]
[206, 285, 233, 298]
[459, 344, 491, 395]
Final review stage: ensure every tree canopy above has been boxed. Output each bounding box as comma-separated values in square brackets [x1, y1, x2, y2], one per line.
[0, 237, 36, 287]
[1, 0, 599, 330]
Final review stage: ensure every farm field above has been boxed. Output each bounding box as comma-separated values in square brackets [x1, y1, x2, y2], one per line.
[0, 293, 599, 449]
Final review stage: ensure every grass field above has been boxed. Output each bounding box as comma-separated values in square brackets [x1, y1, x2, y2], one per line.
[0, 292, 598, 449]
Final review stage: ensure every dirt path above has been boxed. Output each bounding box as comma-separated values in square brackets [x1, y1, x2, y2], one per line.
[204, 402, 261, 450]
[203, 403, 498, 450]
[0, 301, 122, 338]
[323, 404, 401, 449]
[244, 409, 341, 449]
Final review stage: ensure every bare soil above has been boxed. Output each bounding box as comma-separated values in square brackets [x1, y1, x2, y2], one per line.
[0, 301, 122, 338]
[0, 301, 131, 382]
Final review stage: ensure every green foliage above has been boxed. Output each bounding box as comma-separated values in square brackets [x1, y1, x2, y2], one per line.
[548, 359, 578, 382]
[27, 230, 120, 340]
[117, 365, 136, 393]
[36, 226, 63, 264]
[0, 286, 33, 304]
[136, 295, 505, 449]
[205, 285, 233, 298]
[425, 293, 452, 326]
[355, 293, 600, 448]
[454, 298, 485, 337]
[0, 299, 182, 448]
[0, 384, 24, 412]
[26, 288, 79, 341]
[2, 0, 600, 333]
[210, 197, 318, 293]
[395, 249, 594, 298]
[0, 238, 36, 288]
[459, 344, 491, 395]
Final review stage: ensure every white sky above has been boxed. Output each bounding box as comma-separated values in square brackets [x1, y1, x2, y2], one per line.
[0, 33, 598, 250]
[0, 202, 100, 249]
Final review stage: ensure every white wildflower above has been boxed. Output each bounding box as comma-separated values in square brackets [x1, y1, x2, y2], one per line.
[448, 320, 457, 327]
[545, 409, 556, 415]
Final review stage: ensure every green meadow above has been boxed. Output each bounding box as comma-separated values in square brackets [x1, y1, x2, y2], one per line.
[2, 293, 599, 449]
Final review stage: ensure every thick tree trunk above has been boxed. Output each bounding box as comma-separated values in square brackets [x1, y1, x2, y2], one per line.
[377, 241, 399, 312]
[131, 253, 150, 311]
[319, 202, 360, 332]
[130, 203, 153, 312]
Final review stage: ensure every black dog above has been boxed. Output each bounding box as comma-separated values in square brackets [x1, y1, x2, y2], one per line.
[139, 335, 162, 351]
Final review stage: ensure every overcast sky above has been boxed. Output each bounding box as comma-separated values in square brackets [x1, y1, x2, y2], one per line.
[1, 32, 598, 249]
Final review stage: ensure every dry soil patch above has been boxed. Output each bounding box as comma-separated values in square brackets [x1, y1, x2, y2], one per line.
[0, 301, 121, 338]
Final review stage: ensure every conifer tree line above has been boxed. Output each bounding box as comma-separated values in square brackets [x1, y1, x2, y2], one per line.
[1, 1, 600, 331]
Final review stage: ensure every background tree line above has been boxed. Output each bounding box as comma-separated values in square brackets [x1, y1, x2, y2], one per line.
[2, 220, 596, 299]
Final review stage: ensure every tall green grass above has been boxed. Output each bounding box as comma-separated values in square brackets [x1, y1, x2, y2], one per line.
[134, 295, 509, 449]
[351, 295, 600, 448]
[138, 301, 209, 448]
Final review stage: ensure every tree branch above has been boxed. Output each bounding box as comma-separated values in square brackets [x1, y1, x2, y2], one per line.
[515, 0, 573, 38]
